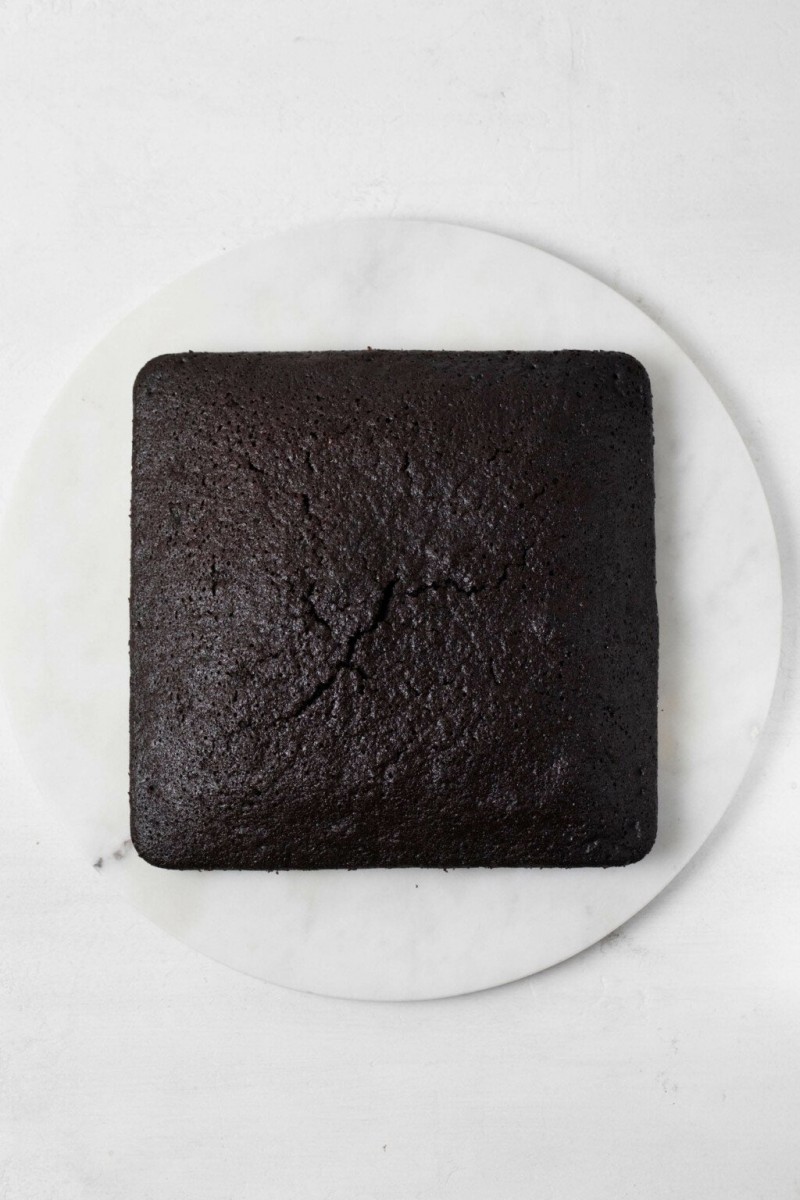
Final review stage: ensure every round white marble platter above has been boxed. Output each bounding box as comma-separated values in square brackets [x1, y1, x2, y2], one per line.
[0, 220, 781, 1000]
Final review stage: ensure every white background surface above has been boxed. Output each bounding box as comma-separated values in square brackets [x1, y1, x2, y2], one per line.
[0, 0, 798, 1195]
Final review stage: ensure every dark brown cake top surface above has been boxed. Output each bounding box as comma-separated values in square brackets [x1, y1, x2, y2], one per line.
[130, 349, 657, 869]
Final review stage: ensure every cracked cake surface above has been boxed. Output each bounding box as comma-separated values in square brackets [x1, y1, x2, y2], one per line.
[130, 349, 657, 869]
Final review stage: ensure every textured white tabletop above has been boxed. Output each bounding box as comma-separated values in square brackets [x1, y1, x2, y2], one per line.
[1, 1, 798, 1196]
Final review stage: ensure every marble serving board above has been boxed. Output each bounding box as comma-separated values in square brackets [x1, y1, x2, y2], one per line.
[0, 220, 781, 1000]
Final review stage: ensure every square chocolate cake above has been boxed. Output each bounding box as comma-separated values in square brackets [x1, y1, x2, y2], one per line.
[130, 350, 657, 869]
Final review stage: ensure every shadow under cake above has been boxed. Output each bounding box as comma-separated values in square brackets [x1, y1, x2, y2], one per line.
[130, 349, 657, 869]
